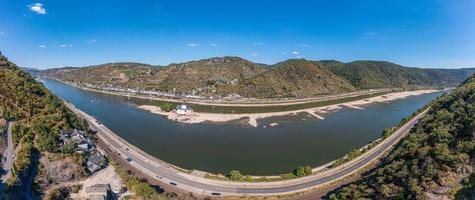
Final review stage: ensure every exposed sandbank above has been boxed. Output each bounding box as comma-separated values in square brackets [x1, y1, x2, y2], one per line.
[138, 90, 439, 127]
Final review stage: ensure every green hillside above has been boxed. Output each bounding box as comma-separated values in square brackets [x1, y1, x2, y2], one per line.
[228, 59, 356, 98]
[319, 60, 475, 89]
[40, 57, 475, 99]
[0, 56, 92, 199]
[328, 74, 475, 199]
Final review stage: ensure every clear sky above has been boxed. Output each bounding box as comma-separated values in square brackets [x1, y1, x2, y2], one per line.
[0, 0, 474, 69]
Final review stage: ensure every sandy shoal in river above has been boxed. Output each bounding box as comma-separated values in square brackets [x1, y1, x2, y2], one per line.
[138, 90, 439, 127]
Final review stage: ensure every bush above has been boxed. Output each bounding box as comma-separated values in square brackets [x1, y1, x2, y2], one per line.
[160, 103, 175, 112]
[293, 166, 312, 177]
[228, 170, 244, 181]
[43, 187, 69, 200]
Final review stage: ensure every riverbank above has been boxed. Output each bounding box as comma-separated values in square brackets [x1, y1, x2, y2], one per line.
[139, 89, 439, 127]
[64, 99, 430, 196]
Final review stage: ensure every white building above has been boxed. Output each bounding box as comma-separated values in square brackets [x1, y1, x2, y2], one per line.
[176, 104, 192, 115]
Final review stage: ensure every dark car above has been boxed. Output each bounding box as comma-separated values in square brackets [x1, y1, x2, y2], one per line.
[211, 192, 221, 196]
[169, 182, 177, 186]
[125, 157, 132, 162]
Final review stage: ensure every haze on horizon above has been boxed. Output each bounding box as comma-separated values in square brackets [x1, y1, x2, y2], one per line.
[0, 0, 474, 69]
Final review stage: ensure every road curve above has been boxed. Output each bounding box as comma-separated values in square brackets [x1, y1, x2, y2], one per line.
[66, 102, 426, 196]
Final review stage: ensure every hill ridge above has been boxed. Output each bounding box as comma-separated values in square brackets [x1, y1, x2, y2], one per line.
[40, 57, 475, 99]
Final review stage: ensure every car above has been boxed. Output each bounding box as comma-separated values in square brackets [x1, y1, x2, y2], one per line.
[125, 157, 132, 162]
[211, 192, 221, 196]
[169, 182, 177, 186]
[156, 175, 162, 179]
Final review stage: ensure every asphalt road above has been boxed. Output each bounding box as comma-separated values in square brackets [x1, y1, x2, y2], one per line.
[1, 122, 14, 181]
[0, 121, 14, 194]
[67, 102, 425, 196]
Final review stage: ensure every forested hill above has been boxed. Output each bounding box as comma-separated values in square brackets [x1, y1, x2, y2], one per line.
[41, 57, 474, 98]
[318, 60, 475, 89]
[0, 56, 93, 199]
[328, 74, 475, 199]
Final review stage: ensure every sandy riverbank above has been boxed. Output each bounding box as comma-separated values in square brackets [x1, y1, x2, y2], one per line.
[139, 89, 440, 127]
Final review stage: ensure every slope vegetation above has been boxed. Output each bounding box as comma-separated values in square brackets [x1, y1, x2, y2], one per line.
[41, 57, 475, 99]
[319, 60, 475, 89]
[0, 56, 91, 199]
[229, 59, 356, 98]
[328, 74, 475, 199]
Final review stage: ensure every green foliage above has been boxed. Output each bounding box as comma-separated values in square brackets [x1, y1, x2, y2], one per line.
[228, 170, 244, 181]
[43, 187, 70, 200]
[160, 103, 175, 112]
[110, 160, 170, 200]
[456, 172, 475, 199]
[328, 75, 475, 199]
[292, 166, 312, 177]
[0, 56, 91, 198]
[320, 60, 475, 90]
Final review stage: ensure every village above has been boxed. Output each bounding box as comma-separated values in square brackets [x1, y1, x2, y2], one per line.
[58, 128, 125, 200]
[79, 81, 243, 101]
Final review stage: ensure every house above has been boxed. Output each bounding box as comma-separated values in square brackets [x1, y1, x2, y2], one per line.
[59, 130, 71, 145]
[224, 93, 241, 100]
[86, 184, 111, 200]
[77, 142, 90, 151]
[176, 104, 192, 115]
[87, 152, 106, 173]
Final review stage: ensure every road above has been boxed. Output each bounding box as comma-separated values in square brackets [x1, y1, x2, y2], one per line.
[66, 102, 426, 196]
[1, 121, 14, 182]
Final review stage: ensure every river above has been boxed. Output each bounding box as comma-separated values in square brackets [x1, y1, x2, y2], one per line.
[43, 78, 443, 175]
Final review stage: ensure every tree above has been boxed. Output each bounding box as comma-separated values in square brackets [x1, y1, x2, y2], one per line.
[228, 170, 243, 181]
[293, 166, 312, 177]
[160, 103, 175, 112]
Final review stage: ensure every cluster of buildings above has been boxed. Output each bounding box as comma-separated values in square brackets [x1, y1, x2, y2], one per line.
[77, 81, 243, 101]
[59, 129, 106, 173]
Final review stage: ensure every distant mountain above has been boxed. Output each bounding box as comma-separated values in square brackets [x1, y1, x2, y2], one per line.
[40, 57, 475, 98]
[318, 60, 475, 89]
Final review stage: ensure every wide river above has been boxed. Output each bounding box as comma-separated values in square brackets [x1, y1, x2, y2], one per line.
[43, 79, 443, 175]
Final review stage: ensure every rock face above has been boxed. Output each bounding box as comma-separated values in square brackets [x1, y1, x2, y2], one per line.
[37, 153, 87, 188]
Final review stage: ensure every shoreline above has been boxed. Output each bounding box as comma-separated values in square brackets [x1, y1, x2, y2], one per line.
[44, 77, 441, 127]
[139, 89, 440, 127]
[46, 77, 399, 107]
[65, 99, 430, 195]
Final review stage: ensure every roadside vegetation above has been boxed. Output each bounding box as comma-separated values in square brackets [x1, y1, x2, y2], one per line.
[205, 165, 314, 182]
[331, 104, 431, 168]
[110, 160, 174, 200]
[328, 74, 475, 199]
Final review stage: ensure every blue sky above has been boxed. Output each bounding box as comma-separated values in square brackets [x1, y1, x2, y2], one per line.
[0, 0, 474, 69]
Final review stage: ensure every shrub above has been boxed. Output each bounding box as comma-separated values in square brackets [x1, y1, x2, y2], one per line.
[293, 166, 312, 177]
[228, 170, 244, 181]
[160, 103, 175, 112]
